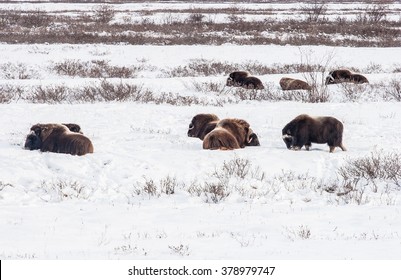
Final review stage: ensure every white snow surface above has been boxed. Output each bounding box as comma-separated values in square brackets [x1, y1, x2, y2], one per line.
[2, 100, 401, 260]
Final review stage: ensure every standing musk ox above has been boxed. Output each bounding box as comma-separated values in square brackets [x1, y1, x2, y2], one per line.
[282, 114, 346, 153]
[203, 118, 260, 150]
[325, 69, 368, 85]
[187, 114, 220, 140]
[24, 123, 94, 156]
[226, 71, 264, 90]
[279, 77, 312, 91]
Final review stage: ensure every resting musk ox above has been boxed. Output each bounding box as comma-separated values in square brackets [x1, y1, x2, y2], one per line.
[203, 118, 260, 150]
[24, 123, 94, 156]
[226, 71, 250, 87]
[282, 114, 346, 153]
[187, 113, 220, 140]
[226, 71, 264, 90]
[325, 69, 352, 85]
[349, 73, 369, 84]
[325, 69, 368, 85]
[241, 76, 265, 89]
[279, 77, 312, 91]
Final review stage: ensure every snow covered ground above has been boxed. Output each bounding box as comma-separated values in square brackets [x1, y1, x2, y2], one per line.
[1, 3, 401, 260]
[1, 100, 401, 259]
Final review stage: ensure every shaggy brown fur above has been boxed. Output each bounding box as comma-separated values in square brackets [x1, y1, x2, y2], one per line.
[187, 114, 220, 140]
[226, 71, 250, 87]
[282, 114, 346, 153]
[350, 73, 369, 84]
[226, 71, 264, 89]
[241, 76, 265, 89]
[279, 77, 312, 90]
[62, 123, 83, 134]
[203, 127, 241, 150]
[24, 123, 94, 156]
[203, 118, 260, 150]
[325, 69, 368, 85]
[325, 69, 353, 85]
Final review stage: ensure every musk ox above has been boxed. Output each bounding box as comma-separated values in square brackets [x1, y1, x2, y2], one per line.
[24, 123, 94, 156]
[279, 77, 312, 91]
[241, 76, 264, 89]
[282, 114, 346, 153]
[226, 71, 250, 87]
[349, 73, 369, 84]
[325, 69, 368, 85]
[226, 71, 264, 90]
[187, 113, 220, 140]
[325, 69, 352, 85]
[203, 118, 260, 150]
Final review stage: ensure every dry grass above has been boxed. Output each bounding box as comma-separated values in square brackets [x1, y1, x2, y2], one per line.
[0, 85, 23, 103]
[52, 60, 140, 78]
[22, 81, 220, 106]
[0, 63, 39, 80]
[382, 79, 401, 101]
[127, 152, 401, 205]
[4, 75, 400, 105]
[163, 59, 329, 78]
[0, 4, 399, 47]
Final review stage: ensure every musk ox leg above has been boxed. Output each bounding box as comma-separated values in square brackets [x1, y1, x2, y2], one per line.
[305, 143, 312, 151]
[291, 146, 302, 151]
[329, 142, 347, 153]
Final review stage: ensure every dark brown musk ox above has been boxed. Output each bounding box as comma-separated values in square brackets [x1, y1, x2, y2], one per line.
[203, 118, 260, 150]
[226, 71, 250, 87]
[24, 123, 94, 156]
[349, 73, 369, 84]
[281, 114, 346, 153]
[241, 76, 265, 89]
[325, 69, 353, 85]
[226, 71, 264, 90]
[279, 77, 312, 91]
[325, 69, 369, 85]
[187, 113, 220, 140]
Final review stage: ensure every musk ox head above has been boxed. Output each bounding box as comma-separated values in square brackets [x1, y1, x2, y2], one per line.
[24, 127, 42, 150]
[247, 131, 260, 146]
[24, 123, 94, 156]
[281, 127, 297, 150]
[187, 114, 220, 140]
[279, 77, 311, 91]
[226, 71, 250, 87]
[325, 69, 352, 85]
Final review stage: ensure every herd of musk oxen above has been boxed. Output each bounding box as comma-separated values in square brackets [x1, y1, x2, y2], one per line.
[24, 69, 367, 155]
